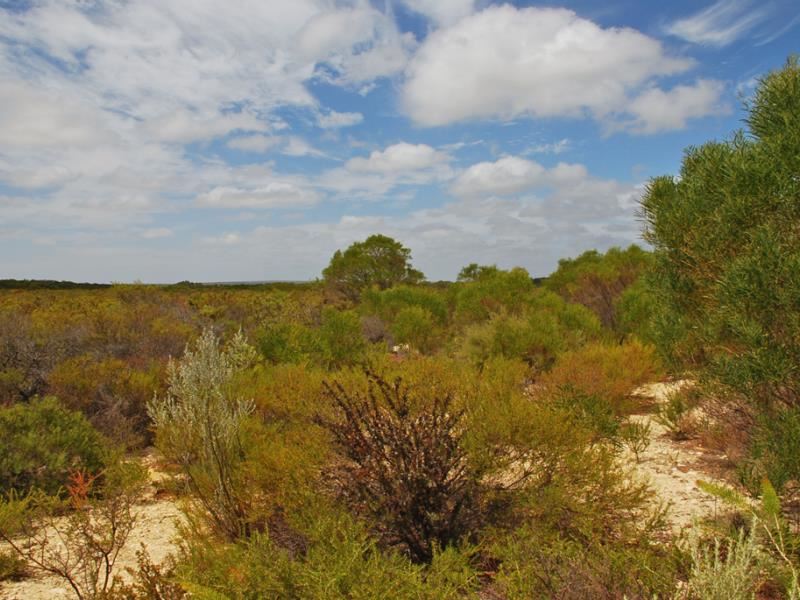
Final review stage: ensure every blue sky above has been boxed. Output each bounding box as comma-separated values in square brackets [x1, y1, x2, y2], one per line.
[0, 0, 797, 282]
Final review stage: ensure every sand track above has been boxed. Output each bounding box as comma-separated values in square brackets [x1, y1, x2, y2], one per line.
[1, 453, 183, 600]
[629, 381, 734, 533]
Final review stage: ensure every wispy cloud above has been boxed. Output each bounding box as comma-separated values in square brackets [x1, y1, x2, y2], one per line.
[666, 0, 770, 46]
[525, 139, 571, 155]
[754, 11, 800, 46]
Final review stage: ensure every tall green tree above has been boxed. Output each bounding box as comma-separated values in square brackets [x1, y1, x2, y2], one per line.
[322, 234, 424, 301]
[640, 56, 800, 407]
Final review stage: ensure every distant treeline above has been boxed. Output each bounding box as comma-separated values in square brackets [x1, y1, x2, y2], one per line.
[0, 279, 319, 291]
[0, 279, 111, 290]
[0, 278, 545, 291]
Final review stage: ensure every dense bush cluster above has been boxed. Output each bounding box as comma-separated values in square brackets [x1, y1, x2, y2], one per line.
[641, 57, 800, 492]
[4, 58, 800, 598]
[637, 57, 800, 599]
[0, 397, 108, 496]
[0, 236, 674, 597]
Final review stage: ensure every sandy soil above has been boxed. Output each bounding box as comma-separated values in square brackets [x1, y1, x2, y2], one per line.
[0, 452, 183, 600]
[628, 381, 734, 534]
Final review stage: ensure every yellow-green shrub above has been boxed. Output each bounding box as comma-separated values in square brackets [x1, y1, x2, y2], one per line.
[178, 507, 478, 599]
[390, 306, 442, 354]
[48, 355, 162, 448]
[538, 340, 662, 415]
[453, 267, 535, 324]
[457, 293, 601, 369]
[361, 285, 448, 325]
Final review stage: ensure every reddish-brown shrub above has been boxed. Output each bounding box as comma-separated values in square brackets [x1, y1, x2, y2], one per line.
[316, 372, 483, 563]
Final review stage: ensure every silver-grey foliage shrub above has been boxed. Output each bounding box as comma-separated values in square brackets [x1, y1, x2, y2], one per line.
[148, 328, 256, 539]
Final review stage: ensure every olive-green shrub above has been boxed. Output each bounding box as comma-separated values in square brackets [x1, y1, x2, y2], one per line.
[0, 397, 108, 496]
[640, 57, 800, 403]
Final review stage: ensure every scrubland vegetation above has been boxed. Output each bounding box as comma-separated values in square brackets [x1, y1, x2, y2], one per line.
[1, 57, 799, 598]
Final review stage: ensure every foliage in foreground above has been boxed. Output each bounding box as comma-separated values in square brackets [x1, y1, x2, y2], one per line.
[0, 462, 145, 600]
[0, 396, 109, 496]
[641, 57, 800, 408]
[178, 508, 479, 600]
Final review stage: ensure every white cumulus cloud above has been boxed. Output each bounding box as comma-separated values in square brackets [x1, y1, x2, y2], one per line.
[197, 183, 320, 209]
[317, 110, 364, 129]
[402, 5, 694, 128]
[623, 80, 730, 134]
[450, 156, 588, 198]
[345, 142, 450, 174]
[226, 134, 281, 153]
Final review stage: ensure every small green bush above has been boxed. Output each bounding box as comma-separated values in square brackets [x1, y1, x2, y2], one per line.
[615, 277, 659, 343]
[457, 291, 601, 369]
[453, 267, 535, 324]
[492, 524, 679, 599]
[256, 322, 308, 364]
[362, 285, 448, 325]
[179, 507, 477, 599]
[551, 386, 620, 442]
[0, 397, 108, 496]
[538, 340, 662, 416]
[390, 306, 441, 354]
[148, 328, 257, 540]
[743, 407, 800, 494]
[655, 387, 698, 441]
[310, 308, 367, 369]
[619, 420, 652, 462]
[545, 245, 652, 330]
[0, 549, 27, 582]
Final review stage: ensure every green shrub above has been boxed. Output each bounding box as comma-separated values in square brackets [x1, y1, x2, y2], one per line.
[0, 397, 108, 495]
[256, 322, 308, 364]
[362, 285, 448, 325]
[453, 267, 535, 324]
[545, 245, 652, 330]
[322, 234, 425, 301]
[640, 57, 800, 404]
[619, 420, 652, 462]
[684, 527, 763, 600]
[551, 386, 620, 442]
[456, 263, 500, 282]
[457, 291, 601, 369]
[310, 308, 367, 369]
[47, 355, 161, 449]
[256, 309, 368, 369]
[655, 387, 699, 441]
[0, 550, 27, 582]
[465, 363, 655, 547]
[615, 277, 659, 343]
[179, 507, 477, 599]
[743, 407, 800, 494]
[390, 306, 441, 354]
[492, 527, 679, 599]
